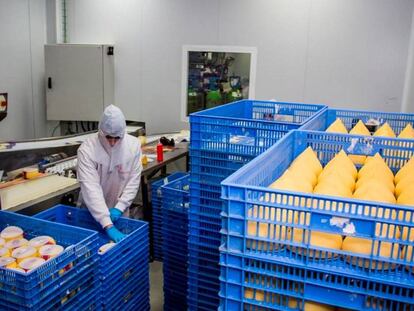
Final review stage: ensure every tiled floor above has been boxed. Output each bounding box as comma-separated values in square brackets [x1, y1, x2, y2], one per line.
[150, 261, 164, 311]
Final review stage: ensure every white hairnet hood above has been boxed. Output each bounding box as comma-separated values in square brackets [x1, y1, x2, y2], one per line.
[99, 105, 126, 138]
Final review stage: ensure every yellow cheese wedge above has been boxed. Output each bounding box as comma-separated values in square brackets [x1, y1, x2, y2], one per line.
[326, 118, 348, 134]
[290, 147, 323, 176]
[291, 229, 342, 258]
[348, 154, 367, 166]
[244, 288, 264, 301]
[358, 153, 394, 182]
[402, 245, 414, 272]
[397, 191, 414, 207]
[374, 122, 396, 138]
[342, 236, 399, 269]
[395, 176, 414, 198]
[269, 170, 315, 193]
[348, 121, 371, 165]
[350, 120, 371, 136]
[324, 150, 358, 179]
[247, 206, 295, 251]
[318, 166, 356, 191]
[395, 157, 414, 184]
[305, 302, 336, 311]
[314, 181, 353, 198]
[353, 182, 396, 205]
[398, 124, 414, 139]
[356, 175, 395, 194]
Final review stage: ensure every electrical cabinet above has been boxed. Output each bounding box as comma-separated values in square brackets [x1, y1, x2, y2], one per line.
[45, 44, 114, 121]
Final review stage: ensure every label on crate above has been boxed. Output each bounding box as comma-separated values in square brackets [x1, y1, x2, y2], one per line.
[229, 135, 255, 146]
[274, 114, 294, 122]
[346, 137, 378, 156]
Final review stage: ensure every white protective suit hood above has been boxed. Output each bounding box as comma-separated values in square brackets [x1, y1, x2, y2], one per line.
[98, 105, 127, 172]
[99, 105, 126, 138]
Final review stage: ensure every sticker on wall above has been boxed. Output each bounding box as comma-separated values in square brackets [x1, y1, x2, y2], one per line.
[0, 93, 7, 122]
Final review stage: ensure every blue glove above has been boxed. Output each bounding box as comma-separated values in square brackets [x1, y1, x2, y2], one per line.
[106, 226, 126, 243]
[109, 208, 123, 222]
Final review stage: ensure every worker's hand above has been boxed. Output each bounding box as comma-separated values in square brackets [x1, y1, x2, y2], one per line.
[105, 226, 126, 243]
[109, 208, 123, 222]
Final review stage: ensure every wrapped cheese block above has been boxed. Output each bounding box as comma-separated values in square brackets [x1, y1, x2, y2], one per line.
[12, 246, 38, 264]
[39, 245, 64, 261]
[19, 257, 46, 272]
[1, 226, 24, 242]
[28, 236, 56, 249]
[5, 238, 28, 250]
[0, 257, 17, 269]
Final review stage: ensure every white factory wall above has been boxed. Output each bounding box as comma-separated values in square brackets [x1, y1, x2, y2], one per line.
[403, 6, 414, 113]
[0, 0, 49, 141]
[65, 0, 414, 134]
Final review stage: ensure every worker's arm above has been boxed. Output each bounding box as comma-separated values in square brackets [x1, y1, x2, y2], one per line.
[77, 147, 112, 228]
[114, 147, 142, 213]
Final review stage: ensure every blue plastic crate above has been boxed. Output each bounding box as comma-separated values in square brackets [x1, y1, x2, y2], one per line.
[151, 172, 187, 261]
[0, 211, 99, 309]
[191, 163, 239, 179]
[104, 268, 149, 310]
[0, 262, 97, 311]
[33, 205, 149, 310]
[219, 250, 414, 310]
[189, 230, 221, 247]
[322, 108, 414, 135]
[190, 100, 327, 157]
[160, 174, 189, 311]
[188, 210, 222, 225]
[66, 282, 101, 311]
[221, 130, 414, 287]
[189, 201, 222, 218]
[188, 296, 220, 311]
[190, 152, 250, 171]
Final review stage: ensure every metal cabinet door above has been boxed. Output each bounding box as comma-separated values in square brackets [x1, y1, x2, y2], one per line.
[45, 44, 104, 121]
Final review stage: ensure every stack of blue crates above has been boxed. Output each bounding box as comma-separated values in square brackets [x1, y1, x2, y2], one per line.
[0, 211, 99, 310]
[151, 172, 188, 261]
[220, 130, 414, 310]
[34, 205, 150, 311]
[161, 174, 190, 311]
[188, 100, 327, 310]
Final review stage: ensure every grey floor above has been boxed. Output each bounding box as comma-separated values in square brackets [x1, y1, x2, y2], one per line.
[150, 261, 164, 311]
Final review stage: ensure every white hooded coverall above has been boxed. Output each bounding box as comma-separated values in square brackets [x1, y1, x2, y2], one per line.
[77, 105, 142, 228]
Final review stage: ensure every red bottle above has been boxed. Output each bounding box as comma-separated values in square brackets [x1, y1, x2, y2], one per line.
[156, 143, 164, 162]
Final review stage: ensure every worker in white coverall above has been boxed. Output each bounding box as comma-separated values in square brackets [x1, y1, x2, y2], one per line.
[77, 105, 142, 242]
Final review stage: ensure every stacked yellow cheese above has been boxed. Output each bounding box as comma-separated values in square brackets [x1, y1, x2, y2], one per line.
[292, 150, 356, 257]
[395, 157, 414, 269]
[326, 118, 414, 139]
[247, 147, 321, 251]
[252, 146, 414, 269]
[0, 226, 62, 273]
